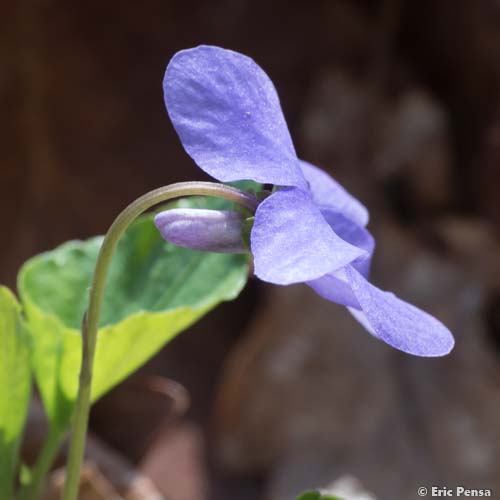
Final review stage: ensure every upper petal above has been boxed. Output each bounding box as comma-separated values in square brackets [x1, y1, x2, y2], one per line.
[300, 160, 369, 226]
[164, 45, 307, 188]
[345, 266, 454, 357]
[250, 188, 366, 285]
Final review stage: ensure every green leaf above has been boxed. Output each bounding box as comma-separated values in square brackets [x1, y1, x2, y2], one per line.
[18, 201, 249, 427]
[297, 492, 322, 500]
[0, 287, 31, 498]
[296, 492, 344, 500]
[19, 463, 32, 487]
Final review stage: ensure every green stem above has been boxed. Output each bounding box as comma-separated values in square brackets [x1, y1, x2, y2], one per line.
[62, 182, 259, 500]
[20, 426, 65, 500]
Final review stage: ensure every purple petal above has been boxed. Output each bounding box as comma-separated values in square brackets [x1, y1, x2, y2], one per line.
[347, 305, 377, 335]
[250, 188, 366, 285]
[164, 46, 307, 189]
[307, 268, 359, 307]
[300, 160, 369, 226]
[306, 212, 375, 306]
[154, 208, 246, 253]
[320, 209, 374, 277]
[345, 266, 454, 357]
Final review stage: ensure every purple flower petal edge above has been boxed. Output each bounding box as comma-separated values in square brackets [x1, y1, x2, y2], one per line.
[300, 160, 369, 227]
[164, 45, 307, 189]
[345, 266, 455, 357]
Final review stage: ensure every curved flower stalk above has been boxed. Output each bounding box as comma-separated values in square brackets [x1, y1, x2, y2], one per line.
[157, 45, 454, 357]
[62, 182, 259, 500]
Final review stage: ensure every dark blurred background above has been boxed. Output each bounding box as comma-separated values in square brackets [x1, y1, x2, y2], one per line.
[2, 1, 500, 499]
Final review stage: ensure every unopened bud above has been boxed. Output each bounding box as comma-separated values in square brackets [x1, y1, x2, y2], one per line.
[154, 208, 247, 253]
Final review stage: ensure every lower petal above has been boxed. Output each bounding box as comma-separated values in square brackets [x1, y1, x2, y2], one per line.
[307, 268, 358, 308]
[320, 209, 374, 278]
[307, 211, 375, 307]
[344, 266, 454, 357]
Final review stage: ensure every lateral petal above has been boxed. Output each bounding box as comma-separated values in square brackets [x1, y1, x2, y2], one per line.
[251, 188, 365, 285]
[300, 160, 369, 226]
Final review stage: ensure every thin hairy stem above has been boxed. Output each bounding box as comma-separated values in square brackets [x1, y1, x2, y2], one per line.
[62, 182, 258, 500]
[20, 426, 65, 500]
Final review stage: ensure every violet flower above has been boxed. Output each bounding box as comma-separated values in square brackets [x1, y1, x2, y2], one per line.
[155, 45, 454, 357]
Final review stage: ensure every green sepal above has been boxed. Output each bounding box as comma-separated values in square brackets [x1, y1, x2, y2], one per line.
[241, 216, 255, 250]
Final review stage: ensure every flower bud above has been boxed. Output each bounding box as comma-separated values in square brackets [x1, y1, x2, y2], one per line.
[154, 208, 247, 253]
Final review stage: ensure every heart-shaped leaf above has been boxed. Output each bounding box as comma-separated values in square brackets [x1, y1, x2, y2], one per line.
[0, 287, 31, 498]
[297, 492, 344, 500]
[18, 201, 249, 427]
